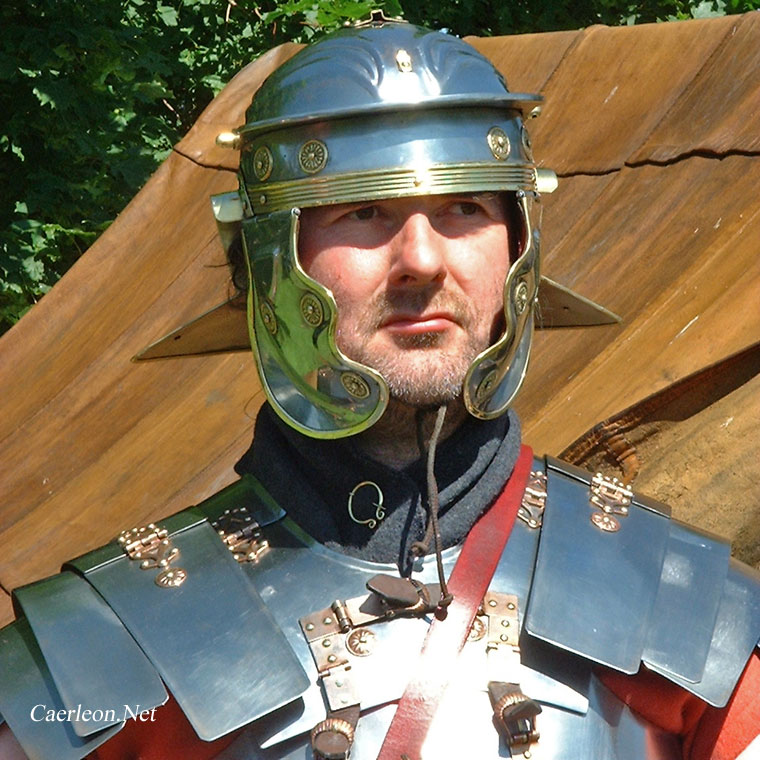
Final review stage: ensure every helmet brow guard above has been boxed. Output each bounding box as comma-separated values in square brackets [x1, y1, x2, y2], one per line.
[235, 20, 557, 438]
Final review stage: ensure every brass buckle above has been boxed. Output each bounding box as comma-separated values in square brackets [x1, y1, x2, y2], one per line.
[118, 524, 187, 588]
[495, 690, 541, 752]
[518, 471, 547, 529]
[589, 473, 632, 532]
[212, 507, 269, 563]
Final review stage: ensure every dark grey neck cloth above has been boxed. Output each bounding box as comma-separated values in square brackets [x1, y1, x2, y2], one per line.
[235, 404, 521, 576]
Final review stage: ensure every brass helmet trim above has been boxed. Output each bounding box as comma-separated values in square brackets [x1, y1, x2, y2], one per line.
[252, 163, 537, 214]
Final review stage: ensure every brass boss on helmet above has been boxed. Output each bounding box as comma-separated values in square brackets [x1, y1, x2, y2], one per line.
[233, 20, 558, 438]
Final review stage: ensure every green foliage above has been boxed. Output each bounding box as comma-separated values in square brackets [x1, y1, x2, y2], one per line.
[0, 0, 378, 333]
[1, 0, 756, 333]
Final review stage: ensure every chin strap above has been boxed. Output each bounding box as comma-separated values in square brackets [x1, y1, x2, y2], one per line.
[411, 405, 453, 617]
[376, 444, 534, 760]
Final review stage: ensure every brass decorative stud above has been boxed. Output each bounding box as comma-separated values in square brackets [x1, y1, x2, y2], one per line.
[346, 628, 376, 657]
[476, 369, 499, 401]
[259, 301, 278, 335]
[514, 280, 530, 315]
[487, 127, 510, 160]
[468, 616, 487, 642]
[300, 292, 324, 327]
[396, 49, 412, 72]
[253, 145, 273, 182]
[341, 372, 370, 399]
[155, 568, 187, 588]
[591, 512, 621, 532]
[298, 139, 328, 174]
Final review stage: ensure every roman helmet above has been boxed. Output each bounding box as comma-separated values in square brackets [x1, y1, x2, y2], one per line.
[138, 14, 618, 437]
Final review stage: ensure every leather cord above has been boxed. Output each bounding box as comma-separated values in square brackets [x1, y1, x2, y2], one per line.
[375, 445, 534, 760]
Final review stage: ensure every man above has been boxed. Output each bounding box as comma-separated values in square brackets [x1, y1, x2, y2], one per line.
[0, 16, 758, 760]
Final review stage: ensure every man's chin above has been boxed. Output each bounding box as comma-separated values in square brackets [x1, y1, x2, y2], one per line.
[388, 331, 448, 350]
[374, 356, 472, 408]
[339, 334, 484, 407]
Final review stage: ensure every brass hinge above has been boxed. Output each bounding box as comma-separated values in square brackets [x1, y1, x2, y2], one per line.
[300, 603, 361, 712]
[588, 473, 633, 532]
[117, 524, 187, 588]
[212, 507, 269, 563]
[519, 470, 547, 529]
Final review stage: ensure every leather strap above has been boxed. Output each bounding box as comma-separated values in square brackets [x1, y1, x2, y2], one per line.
[376, 445, 534, 760]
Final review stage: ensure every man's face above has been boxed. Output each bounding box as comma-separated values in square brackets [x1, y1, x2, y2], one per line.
[298, 194, 511, 407]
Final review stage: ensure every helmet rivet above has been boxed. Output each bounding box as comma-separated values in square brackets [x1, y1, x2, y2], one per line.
[514, 280, 530, 315]
[395, 49, 412, 72]
[253, 145, 273, 181]
[298, 139, 328, 174]
[259, 301, 278, 335]
[300, 293, 324, 327]
[341, 372, 371, 399]
[487, 127, 510, 160]
[476, 370, 499, 401]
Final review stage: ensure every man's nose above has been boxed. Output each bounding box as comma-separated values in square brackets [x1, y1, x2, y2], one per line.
[388, 212, 447, 287]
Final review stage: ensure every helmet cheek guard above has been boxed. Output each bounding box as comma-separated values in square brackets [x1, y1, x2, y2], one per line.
[242, 208, 389, 438]
[465, 191, 540, 418]
[235, 21, 558, 438]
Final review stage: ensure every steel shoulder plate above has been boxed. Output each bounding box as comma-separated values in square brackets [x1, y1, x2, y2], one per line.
[656, 558, 760, 707]
[641, 519, 730, 685]
[0, 618, 123, 760]
[64, 505, 310, 742]
[525, 457, 672, 674]
[524, 458, 756, 706]
[12, 571, 167, 738]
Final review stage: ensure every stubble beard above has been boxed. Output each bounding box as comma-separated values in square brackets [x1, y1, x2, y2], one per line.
[337, 289, 495, 408]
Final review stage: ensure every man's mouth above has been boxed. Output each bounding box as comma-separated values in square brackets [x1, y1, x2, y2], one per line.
[381, 312, 460, 335]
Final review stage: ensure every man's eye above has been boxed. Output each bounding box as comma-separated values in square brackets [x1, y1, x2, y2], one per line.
[349, 206, 378, 221]
[453, 202, 479, 216]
